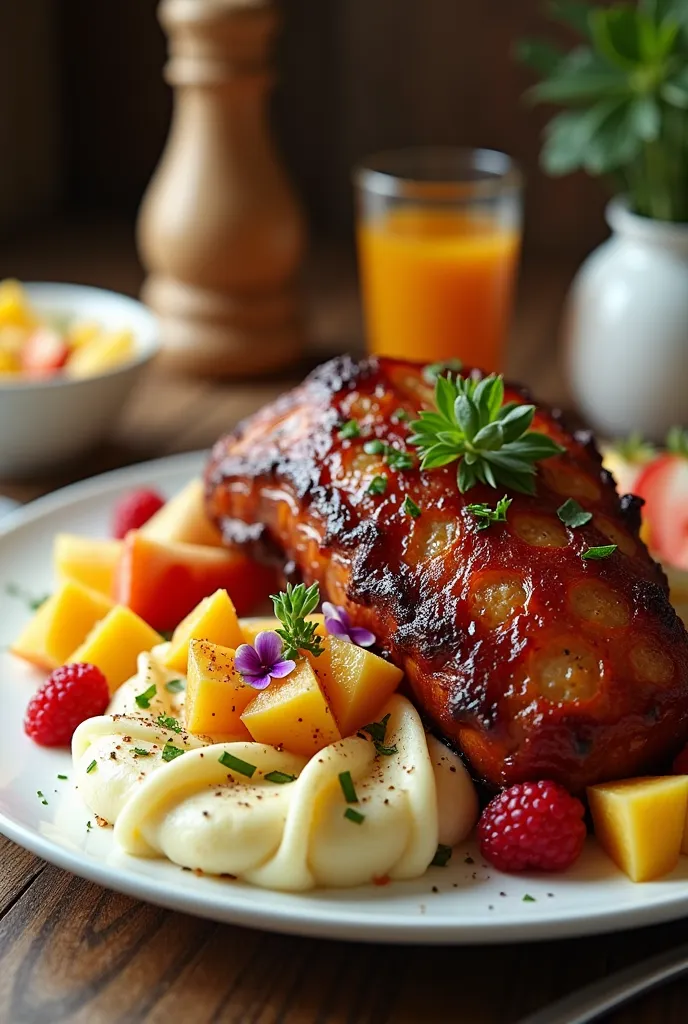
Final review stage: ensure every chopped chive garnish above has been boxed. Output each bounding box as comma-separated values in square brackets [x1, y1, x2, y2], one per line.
[363, 439, 385, 455]
[165, 678, 185, 693]
[57, 774, 68, 781]
[219, 751, 257, 778]
[359, 714, 398, 756]
[368, 474, 388, 495]
[133, 747, 151, 757]
[344, 807, 365, 824]
[135, 683, 157, 709]
[522, 893, 536, 902]
[466, 495, 512, 530]
[338, 419, 361, 440]
[338, 770, 358, 803]
[264, 770, 297, 784]
[581, 544, 617, 561]
[402, 495, 422, 519]
[430, 844, 453, 867]
[156, 714, 182, 733]
[161, 742, 184, 762]
[86, 760, 97, 774]
[557, 498, 592, 529]
[86, 820, 93, 831]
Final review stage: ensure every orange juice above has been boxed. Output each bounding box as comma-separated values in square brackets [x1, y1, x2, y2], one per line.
[357, 209, 520, 373]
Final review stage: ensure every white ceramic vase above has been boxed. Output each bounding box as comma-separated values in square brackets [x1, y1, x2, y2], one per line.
[564, 198, 688, 441]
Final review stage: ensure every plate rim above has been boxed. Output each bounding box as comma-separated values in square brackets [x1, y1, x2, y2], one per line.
[2, 451, 688, 943]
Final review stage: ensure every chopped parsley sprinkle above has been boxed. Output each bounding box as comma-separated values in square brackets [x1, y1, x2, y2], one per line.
[165, 679, 185, 694]
[466, 495, 512, 530]
[156, 714, 182, 733]
[133, 747, 151, 757]
[364, 439, 385, 455]
[522, 894, 536, 902]
[430, 844, 453, 867]
[368, 474, 388, 495]
[338, 770, 358, 803]
[344, 807, 365, 824]
[135, 683, 157, 709]
[393, 408, 410, 422]
[5, 582, 50, 611]
[219, 751, 256, 778]
[338, 419, 361, 440]
[57, 774, 68, 781]
[36, 790, 48, 806]
[162, 742, 185, 763]
[264, 770, 297, 784]
[423, 359, 463, 383]
[86, 760, 97, 774]
[363, 439, 414, 471]
[359, 714, 398, 756]
[86, 820, 93, 831]
[557, 498, 593, 529]
[402, 495, 422, 519]
[582, 544, 617, 561]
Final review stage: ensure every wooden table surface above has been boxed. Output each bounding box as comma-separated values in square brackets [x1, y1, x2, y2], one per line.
[1, 222, 687, 1023]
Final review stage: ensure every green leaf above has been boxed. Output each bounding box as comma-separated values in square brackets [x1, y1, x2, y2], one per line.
[498, 404, 535, 443]
[454, 394, 480, 441]
[583, 100, 642, 175]
[435, 374, 459, 422]
[662, 68, 688, 108]
[472, 421, 505, 450]
[515, 38, 565, 76]
[630, 95, 661, 141]
[457, 460, 477, 493]
[582, 544, 617, 560]
[541, 99, 628, 176]
[591, 8, 643, 68]
[549, 0, 594, 38]
[529, 63, 627, 105]
[557, 498, 593, 528]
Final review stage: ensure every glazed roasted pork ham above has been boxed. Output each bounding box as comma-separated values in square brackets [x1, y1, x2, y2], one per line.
[206, 356, 688, 791]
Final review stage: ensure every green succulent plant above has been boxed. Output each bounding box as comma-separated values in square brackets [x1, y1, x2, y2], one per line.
[518, 0, 688, 222]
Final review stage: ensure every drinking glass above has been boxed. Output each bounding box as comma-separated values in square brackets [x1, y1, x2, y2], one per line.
[354, 147, 522, 373]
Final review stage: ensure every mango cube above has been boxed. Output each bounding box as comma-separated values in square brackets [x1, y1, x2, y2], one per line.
[0, 279, 36, 329]
[588, 776, 688, 882]
[141, 479, 223, 547]
[317, 635, 404, 735]
[11, 580, 114, 672]
[54, 533, 122, 597]
[185, 639, 253, 739]
[68, 605, 162, 693]
[241, 658, 341, 757]
[163, 589, 243, 673]
[65, 328, 134, 378]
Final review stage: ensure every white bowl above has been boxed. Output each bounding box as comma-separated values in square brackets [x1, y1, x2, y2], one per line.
[0, 283, 159, 478]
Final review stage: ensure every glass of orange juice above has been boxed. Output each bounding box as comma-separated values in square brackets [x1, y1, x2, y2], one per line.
[354, 148, 522, 373]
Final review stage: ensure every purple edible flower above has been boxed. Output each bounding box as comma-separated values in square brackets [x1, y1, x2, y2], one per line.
[322, 602, 375, 648]
[234, 631, 296, 690]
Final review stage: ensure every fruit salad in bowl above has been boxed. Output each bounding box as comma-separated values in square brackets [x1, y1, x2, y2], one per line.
[9, 357, 688, 899]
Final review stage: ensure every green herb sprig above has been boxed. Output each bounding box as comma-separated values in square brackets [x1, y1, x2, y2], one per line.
[582, 544, 617, 560]
[466, 495, 513, 530]
[271, 582, 324, 661]
[363, 439, 415, 471]
[409, 373, 564, 494]
[517, 1, 688, 223]
[359, 714, 398, 756]
[557, 498, 593, 528]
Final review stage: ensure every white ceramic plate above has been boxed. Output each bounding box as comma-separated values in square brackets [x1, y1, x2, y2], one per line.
[2, 451, 688, 944]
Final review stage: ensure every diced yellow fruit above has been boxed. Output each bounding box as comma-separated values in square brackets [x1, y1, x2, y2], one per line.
[241, 657, 341, 757]
[164, 589, 243, 673]
[141, 479, 223, 547]
[185, 639, 253, 739]
[0, 280, 37, 329]
[588, 776, 688, 882]
[65, 329, 134, 378]
[240, 614, 325, 647]
[54, 533, 122, 597]
[68, 605, 162, 693]
[0, 349, 20, 374]
[67, 321, 101, 349]
[317, 635, 404, 735]
[10, 580, 114, 672]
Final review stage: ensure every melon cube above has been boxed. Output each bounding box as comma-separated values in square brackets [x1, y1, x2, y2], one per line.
[241, 658, 341, 757]
[163, 589, 243, 673]
[317, 635, 403, 736]
[185, 639, 253, 739]
[54, 533, 122, 597]
[68, 605, 162, 693]
[141, 478, 223, 547]
[10, 580, 114, 672]
[588, 776, 688, 882]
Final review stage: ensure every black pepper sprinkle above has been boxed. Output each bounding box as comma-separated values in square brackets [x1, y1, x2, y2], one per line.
[465, 856, 474, 865]
[500, 891, 507, 897]
[431, 886, 438, 894]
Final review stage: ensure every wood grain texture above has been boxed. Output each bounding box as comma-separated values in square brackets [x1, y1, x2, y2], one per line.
[1, 223, 687, 1023]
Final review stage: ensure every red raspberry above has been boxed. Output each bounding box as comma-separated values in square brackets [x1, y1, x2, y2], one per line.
[112, 488, 165, 538]
[477, 780, 586, 873]
[674, 745, 688, 775]
[24, 663, 109, 746]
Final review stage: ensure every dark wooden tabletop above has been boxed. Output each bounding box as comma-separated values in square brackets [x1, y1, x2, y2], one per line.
[1, 222, 687, 1023]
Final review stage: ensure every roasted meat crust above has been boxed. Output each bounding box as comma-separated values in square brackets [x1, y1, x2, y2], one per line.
[205, 355, 688, 791]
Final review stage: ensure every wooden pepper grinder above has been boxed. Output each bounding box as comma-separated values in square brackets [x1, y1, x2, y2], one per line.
[137, 0, 306, 376]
